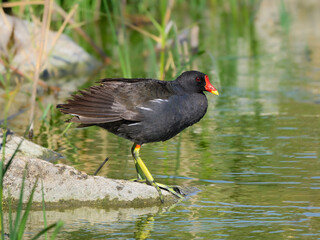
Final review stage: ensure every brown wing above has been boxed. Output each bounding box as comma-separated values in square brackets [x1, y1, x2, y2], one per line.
[57, 84, 142, 125]
[57, 78, 173, 126]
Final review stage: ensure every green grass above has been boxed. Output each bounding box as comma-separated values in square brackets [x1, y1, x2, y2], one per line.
[3, 0, 263, 83]
[103, 0, 132, 78]
[1, 67, 63, 239]
[0, 130, 64, 239]
[279, 0, 291, 33]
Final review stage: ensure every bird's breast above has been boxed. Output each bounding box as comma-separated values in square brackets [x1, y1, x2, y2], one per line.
[130, 93, 208, 143]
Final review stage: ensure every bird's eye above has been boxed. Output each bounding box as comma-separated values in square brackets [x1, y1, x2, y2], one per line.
[196, 77, 201, 82]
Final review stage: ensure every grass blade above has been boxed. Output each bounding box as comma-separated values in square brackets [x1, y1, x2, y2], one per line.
[41, 180, 48, 240]
[8, 190, 13, 237]
[31, 223, 58, 240]
[3, 138, 24, 176]
[145, 11, 162, 33]
[175, 50, 205, 78]
[31, 220, 63, 240]
[17, 178, 39, 239]
[49, 220, 64, 240]
[60, 122, 73, 136]
[29, 0, 54, 138]
[40, 104, 52, 121]
[11, 166, 27, 240]
[104, 0, 131, 78]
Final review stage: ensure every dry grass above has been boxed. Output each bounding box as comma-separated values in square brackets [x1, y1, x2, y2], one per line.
[28, 0, 53, 138]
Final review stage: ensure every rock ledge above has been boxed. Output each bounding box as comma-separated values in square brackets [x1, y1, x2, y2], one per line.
[1, 129, 197, 208]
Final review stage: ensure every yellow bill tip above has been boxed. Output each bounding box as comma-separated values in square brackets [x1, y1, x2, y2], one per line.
[211, 90, 219, 96]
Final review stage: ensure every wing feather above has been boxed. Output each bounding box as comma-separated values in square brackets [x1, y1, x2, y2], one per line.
[57, 84, 141, 124]
[57, 77, 172, 126]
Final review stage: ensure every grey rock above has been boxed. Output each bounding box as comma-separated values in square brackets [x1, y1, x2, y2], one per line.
[0, 128, 62, 161]
[1, 129, 197, 208]
[3, 156, 178, 207]
[0, 13, 101, 79]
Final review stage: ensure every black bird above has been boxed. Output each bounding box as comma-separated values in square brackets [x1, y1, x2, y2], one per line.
[57, 71, 219, 202]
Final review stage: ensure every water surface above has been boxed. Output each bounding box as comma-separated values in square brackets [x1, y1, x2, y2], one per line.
[48, 46, 319, 239]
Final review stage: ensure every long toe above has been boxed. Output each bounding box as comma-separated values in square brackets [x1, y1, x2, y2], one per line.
[132, 179, 184, 202]
[150, 181, 164, 203]
[129, 178, 147, 183]
[155, 182, 185, 199]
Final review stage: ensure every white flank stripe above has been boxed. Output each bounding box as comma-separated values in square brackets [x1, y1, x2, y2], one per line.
[128, 123, 141, 126]
[150, 99, 169, 103]
[139, 107, 153, 111]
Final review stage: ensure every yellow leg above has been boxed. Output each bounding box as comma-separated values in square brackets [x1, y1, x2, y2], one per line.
[131, 143, 184, 203]
[132, 143, 164, 203]
[131, 144, 144, 180]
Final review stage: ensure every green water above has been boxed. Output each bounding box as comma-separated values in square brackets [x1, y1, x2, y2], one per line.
[31, 55, 319, 240]
[40, 46, 320, 238]
[3, 2, 320, 239]
[44, 59, 319, 239]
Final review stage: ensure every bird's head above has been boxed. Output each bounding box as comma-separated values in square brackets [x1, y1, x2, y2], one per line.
[176, 71, 219, 95]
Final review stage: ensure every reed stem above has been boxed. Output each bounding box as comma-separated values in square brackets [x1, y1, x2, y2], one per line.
[28, 0, 53, 138]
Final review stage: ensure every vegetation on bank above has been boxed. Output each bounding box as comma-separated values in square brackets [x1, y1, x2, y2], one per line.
[0, 0, 291, 134]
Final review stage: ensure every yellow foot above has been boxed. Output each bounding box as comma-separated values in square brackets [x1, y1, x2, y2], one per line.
[131, 143, 184, 203]
[130, 178, 185, 201]
[156, 182, 185, 199]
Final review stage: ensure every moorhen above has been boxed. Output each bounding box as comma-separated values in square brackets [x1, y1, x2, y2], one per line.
[57, 71, 219, 202]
